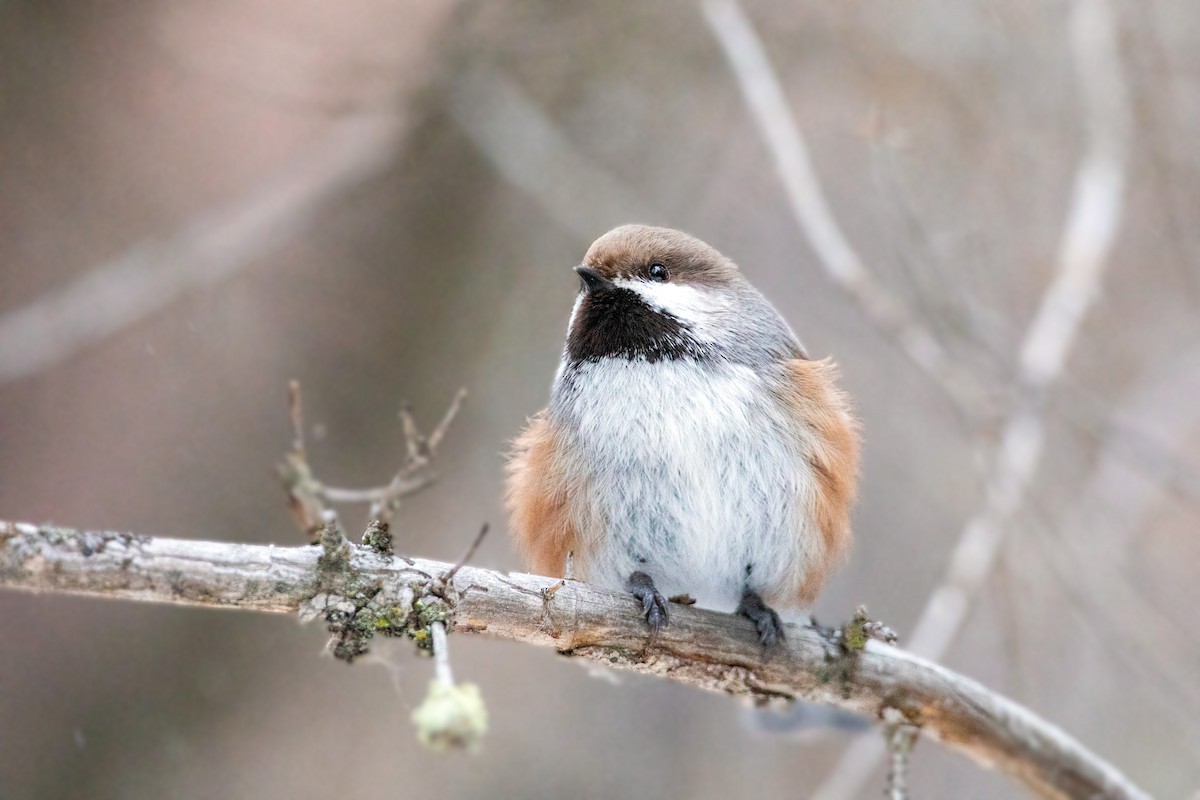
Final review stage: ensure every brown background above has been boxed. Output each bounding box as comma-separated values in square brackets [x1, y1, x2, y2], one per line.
[2, 2, 1198, 798]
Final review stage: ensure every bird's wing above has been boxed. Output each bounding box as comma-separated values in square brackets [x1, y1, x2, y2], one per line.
[775, 357, 862, 606]
[505, 410, 579, 577]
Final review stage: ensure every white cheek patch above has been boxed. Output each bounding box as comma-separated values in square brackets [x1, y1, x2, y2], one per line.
[566, 292, 585, 334]
[614, 279, 731, 343]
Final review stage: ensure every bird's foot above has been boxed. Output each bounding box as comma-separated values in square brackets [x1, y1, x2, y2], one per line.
[738, 590, 785, 647]
[626, 571, 670, 639]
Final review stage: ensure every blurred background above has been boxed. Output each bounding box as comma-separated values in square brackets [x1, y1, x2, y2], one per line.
[2, 1, 1198, 798]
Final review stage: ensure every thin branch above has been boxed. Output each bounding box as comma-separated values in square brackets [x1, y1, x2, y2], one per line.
[288, 380, 306, 459]
[908, 0, 1131, 684]
[0, 114, 404, 386]
[276, 385, 466, 534]
[702, 0, 987, 417]
[368, 389, 466, 523]
[445, 523, 491, 583]
[278, 381, 327, 538]
[885, 712, 920, 800]
[0, 521, 1148, 800]
[431, 621, 454, 686]
[812, 0, 1132, 796]
[320, 485, 414, 504]
[427, 388, 469, 454]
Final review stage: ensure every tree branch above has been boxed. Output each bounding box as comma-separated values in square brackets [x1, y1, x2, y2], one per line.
[810, 0, 1132, 793]
[702, 0, 988, 418]
[0, 114, 404, 387]
[0, 520, 1147, 800]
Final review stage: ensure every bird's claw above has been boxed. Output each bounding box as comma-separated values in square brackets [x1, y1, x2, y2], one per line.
[627, 571, 670, 640]
[640, 590, 670, 638]
[738, 590, 785, 647]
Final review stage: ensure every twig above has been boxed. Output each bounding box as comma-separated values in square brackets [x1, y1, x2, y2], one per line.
[0, 521, 1150, 800]
[427, 388, 468, 454]
[276, 386, 466, 533]
[431, 620, 454, 686]
[885, 712, 920, 800]
[288, 380, 306, 459]
[369, 389, 467, 523]
[320, 485, 415, 504]
[0, 114, 404, 386]
[278, 381, 328, 538]
[702, 0, 987, 418]
[445, 523, 490, 582]
[412, 619, 487, 753]
[811, 0, 1132, 796]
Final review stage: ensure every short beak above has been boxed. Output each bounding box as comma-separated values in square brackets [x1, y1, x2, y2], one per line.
[574, 265, 613, 293]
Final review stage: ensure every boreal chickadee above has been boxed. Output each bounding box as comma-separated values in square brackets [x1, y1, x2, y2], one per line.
[507, 225, 860, 644]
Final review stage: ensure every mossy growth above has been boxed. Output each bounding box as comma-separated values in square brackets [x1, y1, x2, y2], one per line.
[361, 520, 393, 556]
[814, 606, 874, 698]
[316, 521, 352, 580]
[313, 533, 457, 663]
[326, 599, 453, 661]
[842, 606, 871, 653]
[307, 516, 463, 663]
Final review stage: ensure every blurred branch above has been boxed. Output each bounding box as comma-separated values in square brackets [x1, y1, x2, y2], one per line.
[703, 0, 987, 417]
[449, 69, 651, 238]
[0, 521, 1148, 800]
[885, 713, 919, 800]
[812, 0, 1132, 796]
[1068, 347, 1200, 543]
[907, 0, 1130, 686]
[1029, 347, 1200, 714]
[0, 114, 404, 386]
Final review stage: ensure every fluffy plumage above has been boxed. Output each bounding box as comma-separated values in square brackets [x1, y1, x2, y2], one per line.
[507, 225, 860, 624]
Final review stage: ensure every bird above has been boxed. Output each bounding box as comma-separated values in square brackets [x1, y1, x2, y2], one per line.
[506, 224, 860, 644]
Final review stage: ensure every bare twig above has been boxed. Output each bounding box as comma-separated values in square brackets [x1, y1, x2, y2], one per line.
[368, 388, 467, 523]
[431, 620, 454, 686]
[811, 0, 1131, 796]
[445, 523, 490, 582]
[0, 114, 404, 386]
[427, 388, 468, 454]
[321, 485, 418, 504]
[413, 616, 487, 753]
[277, 381, 328, 538]
[288, 380, 306, 458]
[0, 521, 1150, 800]
[702, 0, 987, 417]
[276, 386, 466, 533]
[885, 712, 920, 800]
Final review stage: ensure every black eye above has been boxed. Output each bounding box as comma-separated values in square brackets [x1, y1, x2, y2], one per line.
[648, 263, 668, 282]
